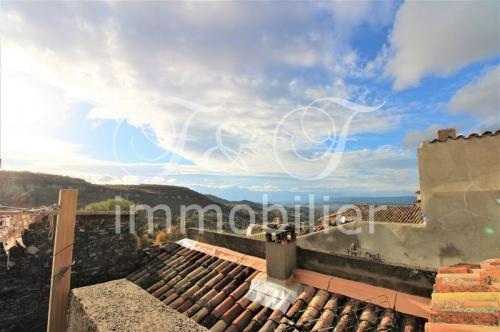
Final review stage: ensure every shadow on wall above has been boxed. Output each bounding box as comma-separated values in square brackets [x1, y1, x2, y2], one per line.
[299, 131, 500, 269]
[298, 191, 499, 269]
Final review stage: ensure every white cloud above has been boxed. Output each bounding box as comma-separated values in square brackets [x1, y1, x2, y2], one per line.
[402, 124, 445, 149]
[450, 66, 500, 122]
[386, 1, 500, 90]
[0, 2, 415, 194]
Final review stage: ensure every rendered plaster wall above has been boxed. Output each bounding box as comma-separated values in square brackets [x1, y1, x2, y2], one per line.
[298, 134, 500, 269]
[186, 228, 435, 296]
[0, 214, 139, 332]
[297, 247, 435, 297]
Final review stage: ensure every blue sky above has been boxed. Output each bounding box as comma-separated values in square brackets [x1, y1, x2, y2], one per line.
[1, 1, 499, 201]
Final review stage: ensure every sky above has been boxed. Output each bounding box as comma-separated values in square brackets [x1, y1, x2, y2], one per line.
[1, 1, 499, 201]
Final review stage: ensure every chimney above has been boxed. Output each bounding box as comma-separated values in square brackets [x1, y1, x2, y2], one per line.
[264, 224, 297, 281]
[437, 128, 456, 141]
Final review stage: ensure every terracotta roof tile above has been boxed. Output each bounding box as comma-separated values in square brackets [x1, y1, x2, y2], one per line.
[230, 280, 251, 299]
[214, 260, 232, 272]
[220, 279, 243, 296]
[310, 295, 341, 331]
[332, 298, 360, 331]
[228, 264, 247, 278]
[378, 308, 397, 330]
[268, 308, 284, 323]
[401, 316, 418, 332]
[260, 319, 279, 332]
[299, 204, 425, 236]
[209, 319, 228, 332]
[203, 272, 225, 288]
[210, 297, 235, 319]
[127, 242, 427, 332]
[427, 258, 500, 331]
[252, 306, 272, 324]
[428, 129, 500, 143]
[190, 307, 210, 323]
[295, 289, 329, 329]
[324, 204, 424, 225]
[216, 297, 250, 325]
[356, 304, 379, 331]
[197, 289, 219, 307]
[241, 306, 271, 332]
[230, 306, 255, 330]
[204, 291, 227, 311]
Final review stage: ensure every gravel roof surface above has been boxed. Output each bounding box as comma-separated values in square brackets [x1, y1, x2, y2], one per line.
[69, 279, 208, 332]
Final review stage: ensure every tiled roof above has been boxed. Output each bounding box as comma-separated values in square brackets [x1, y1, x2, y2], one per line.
[428, 129, 500, 144]
[425, 258, 500, 331]
[325, 204, 424, 225]
[298, 204, 424, 236]
[128, 243, 427, 331]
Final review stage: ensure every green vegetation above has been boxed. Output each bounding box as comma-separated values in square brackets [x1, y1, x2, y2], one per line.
[83, 198, 185, 247]
[0, 170, 322, 242]
[84, 198, 135, 211]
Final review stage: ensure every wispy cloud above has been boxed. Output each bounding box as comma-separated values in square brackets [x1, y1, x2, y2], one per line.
[1, 1, 498, 198]
[450, 65, 500, 130]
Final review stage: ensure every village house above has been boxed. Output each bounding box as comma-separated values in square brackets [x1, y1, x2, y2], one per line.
[1, 129, 498, 332]
[299, 129, 500, 268]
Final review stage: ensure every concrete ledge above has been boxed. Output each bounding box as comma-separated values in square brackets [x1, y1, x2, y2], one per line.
[68, 279, 207, 332]
[187, 228, 266, 258]
[297, 247, 436, 297]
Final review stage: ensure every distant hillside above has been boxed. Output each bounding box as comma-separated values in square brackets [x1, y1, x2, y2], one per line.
[204, 194, 262, 209]
[0, 171, 322, 233]
[330, 196, 416, 205]
[276, 196, 416, 206]
[0, 171, 222, 215]
[204, 194, 231, 206]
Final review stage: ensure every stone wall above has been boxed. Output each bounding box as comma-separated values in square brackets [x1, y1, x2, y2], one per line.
[0, 213, 139, 332]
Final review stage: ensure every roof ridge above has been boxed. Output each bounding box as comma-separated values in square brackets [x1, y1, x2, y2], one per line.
[428, 129, 500, 144]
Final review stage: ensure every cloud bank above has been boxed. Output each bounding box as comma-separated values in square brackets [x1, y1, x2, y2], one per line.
[386, 1, 499, 89]
[1, 1, 498, 197]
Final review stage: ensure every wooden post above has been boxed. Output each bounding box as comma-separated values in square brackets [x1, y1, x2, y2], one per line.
[47, 189, 78, 332]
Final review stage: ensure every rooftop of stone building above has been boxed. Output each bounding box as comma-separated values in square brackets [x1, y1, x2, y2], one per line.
[425, 128, 500, 144]
[126, 240, 430, 332]
[298, 204, 425, 236]
[246, 204, 426, 239]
